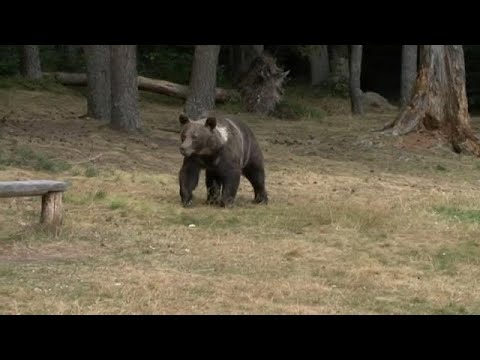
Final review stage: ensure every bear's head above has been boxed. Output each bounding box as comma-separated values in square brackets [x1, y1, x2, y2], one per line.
[178, 114, 227, 157]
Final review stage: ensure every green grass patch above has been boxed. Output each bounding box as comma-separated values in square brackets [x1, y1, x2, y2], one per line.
[434, 207, 480, 223]
[109, 198, 129, 210]
[433, 240, 480, 274]
[0, 146, 71, 173]
[85, 165, 99, 178]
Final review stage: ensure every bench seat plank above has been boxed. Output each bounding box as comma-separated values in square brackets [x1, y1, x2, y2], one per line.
[0, 180, 68, 198]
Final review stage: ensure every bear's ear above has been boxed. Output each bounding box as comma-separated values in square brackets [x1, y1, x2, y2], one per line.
[179, 114, 190, 125]
[205, 117, 217, 130]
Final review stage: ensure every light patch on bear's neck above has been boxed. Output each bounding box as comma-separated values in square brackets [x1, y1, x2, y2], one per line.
[193, 117, 229, 143]
[225, 118, 244, 165]
[216, 126, 229, 143]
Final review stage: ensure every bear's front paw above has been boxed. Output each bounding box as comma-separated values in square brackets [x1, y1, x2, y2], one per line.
[253, 192, 269, 205]
[182, 199, 193, 208]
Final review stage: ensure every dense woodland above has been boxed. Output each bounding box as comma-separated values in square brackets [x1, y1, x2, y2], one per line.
[2, 45, 480, 314]
[3, 45, 480, 149]
[3, 45, 480, 105]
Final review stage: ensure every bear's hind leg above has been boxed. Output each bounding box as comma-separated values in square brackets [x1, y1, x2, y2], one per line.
[243, 163, 268, 204]
[219, 170, 241, 208]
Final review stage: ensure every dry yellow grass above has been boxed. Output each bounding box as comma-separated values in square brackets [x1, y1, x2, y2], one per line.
[1, 87, 480, 314]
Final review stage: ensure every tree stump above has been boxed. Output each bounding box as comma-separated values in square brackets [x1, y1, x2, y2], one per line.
[383, 45, 480, 155]
[238, 53, 290, 115]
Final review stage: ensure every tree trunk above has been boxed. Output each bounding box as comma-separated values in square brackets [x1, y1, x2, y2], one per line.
[184, 45, 221, 120]
[385, 45, 480, 155]
[84, 45, 111, 120]
[309, 45, 330, 86]
[400, 45, 418, 106]
[329, 45, 349, 85]
[110, 45, 141, 131]
[20, 45, 42, 79]
[64, 45, 81, 70]
[349, 45, 364, 116]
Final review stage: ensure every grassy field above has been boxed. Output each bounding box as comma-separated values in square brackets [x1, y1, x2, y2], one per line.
[1, 83, 480, 314]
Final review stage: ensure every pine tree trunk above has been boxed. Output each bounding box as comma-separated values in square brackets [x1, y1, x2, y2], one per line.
[110, 45, 141, 131]
[63, 45, 82, 71]
[400, 45, 418, 106]
[385, 45, 480, 155]
[20, 45, 42, 79]
[85, 45, 111, 120]
[349, 45, 364, 116]
[329, 45, 349, 85]
[184, 45, 221, 120]
[309, 45, 330, 86]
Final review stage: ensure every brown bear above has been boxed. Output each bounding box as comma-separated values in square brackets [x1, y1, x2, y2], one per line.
[178, 113, 268, 208]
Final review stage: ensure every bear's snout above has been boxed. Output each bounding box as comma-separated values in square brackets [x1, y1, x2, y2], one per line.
[180, 145, 192, 157]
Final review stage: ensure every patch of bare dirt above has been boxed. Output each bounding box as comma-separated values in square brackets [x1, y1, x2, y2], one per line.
[393, 131, 448, 152]
[0, 89, 184, 174]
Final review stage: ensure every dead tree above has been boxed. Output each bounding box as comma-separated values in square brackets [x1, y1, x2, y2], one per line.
[48, 72, 237, 102]
[384, 45, 480, 155]
[238, 53, 289, 115]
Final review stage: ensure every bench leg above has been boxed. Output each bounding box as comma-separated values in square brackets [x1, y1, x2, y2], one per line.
[41, 191, 63, 229]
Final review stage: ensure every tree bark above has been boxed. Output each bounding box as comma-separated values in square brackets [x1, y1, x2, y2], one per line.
[20, 45, 42, 79]
[309, 45, 330, 86]
[110, 45, 141, 131]
[385, 45, 480, 155]
[185, 45, 221, 120]
[349, 45, 364, 116]
[62, 45, 82, 70]
[329, 45, 349, 85]
[84, 45, 111, 120]
[400, 45, 418, 106]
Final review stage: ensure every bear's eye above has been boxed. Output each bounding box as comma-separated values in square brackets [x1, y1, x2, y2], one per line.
[191, 134, 198, 140]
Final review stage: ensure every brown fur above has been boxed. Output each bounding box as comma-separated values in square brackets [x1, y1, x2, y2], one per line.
[178, 114, 268, 207]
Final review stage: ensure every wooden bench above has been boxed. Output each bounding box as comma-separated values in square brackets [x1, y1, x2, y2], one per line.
[0, 180, 69, 229]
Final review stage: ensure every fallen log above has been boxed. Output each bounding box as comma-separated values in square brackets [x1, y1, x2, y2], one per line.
[46, 72, 238, 103]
